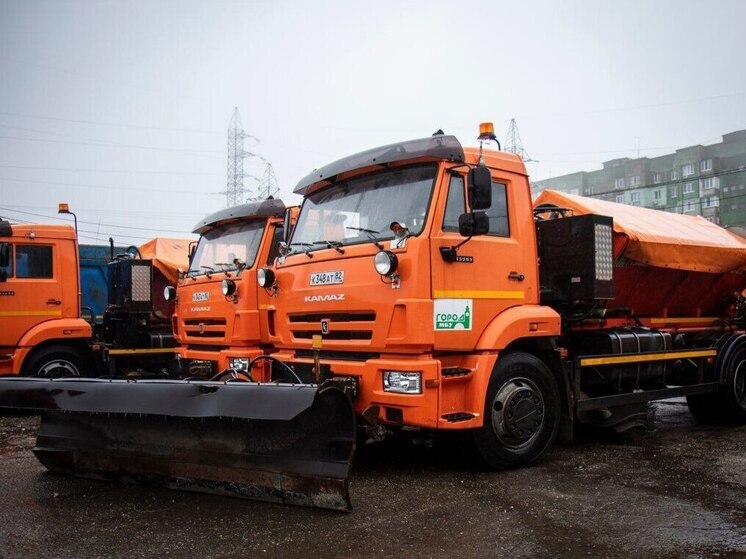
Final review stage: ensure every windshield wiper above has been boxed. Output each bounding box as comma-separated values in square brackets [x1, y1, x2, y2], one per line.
[313, 240, 345, 254]
[289, 242, 314, 259]
[200, 265, 215, 278]
[213, 262, 236, 277]
[346, 226, 384, 250]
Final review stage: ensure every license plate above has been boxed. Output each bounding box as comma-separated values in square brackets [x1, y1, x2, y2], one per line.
[310, 271, 344, 286]
[192, 291, 210, 302]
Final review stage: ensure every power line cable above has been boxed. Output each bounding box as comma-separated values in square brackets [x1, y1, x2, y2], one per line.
[0, 110, 223, 135]
[0, 176, 219, 196]
[0, 163, 222, 177]
[0, 134, 224, 157]
[0, 206, 193, 234]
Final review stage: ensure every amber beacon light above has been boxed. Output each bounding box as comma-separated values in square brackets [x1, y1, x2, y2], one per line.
[478, 122, 496, 141]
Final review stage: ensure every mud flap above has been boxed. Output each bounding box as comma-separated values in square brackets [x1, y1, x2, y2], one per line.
[0, 378, 356, 511]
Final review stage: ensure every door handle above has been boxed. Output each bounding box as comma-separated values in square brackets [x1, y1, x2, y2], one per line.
[46, 299, 62, 305]
[508, 272, 525, 281]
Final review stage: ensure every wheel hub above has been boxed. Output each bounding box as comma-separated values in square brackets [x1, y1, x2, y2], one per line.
[491, 377, 545, 448]
[39, 359, 80, 378]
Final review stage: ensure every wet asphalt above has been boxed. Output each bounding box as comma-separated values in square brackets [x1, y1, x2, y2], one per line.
[0, 401, 744, 559]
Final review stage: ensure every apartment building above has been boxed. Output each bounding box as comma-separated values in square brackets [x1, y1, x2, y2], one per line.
[532, 129, 746, 227]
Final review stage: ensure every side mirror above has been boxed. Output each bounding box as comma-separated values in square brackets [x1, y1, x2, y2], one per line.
[188, 241, 197, 264]
[458, 212, 489, 237]
[282, 208, 293, 245]
[468, 166, 492, 210]
[0, 243, 10, 268]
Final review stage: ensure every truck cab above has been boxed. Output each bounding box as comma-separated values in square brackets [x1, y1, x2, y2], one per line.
[173, 199, 297, 378]
[0, 220, 92, 375]
[262, 135, 560, 430]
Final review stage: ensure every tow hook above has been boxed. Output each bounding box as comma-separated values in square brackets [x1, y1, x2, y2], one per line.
[361, 405, 391, 442]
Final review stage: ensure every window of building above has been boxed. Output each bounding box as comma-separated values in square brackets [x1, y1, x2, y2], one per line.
[684, 182, 695, 194]
[653, 190, 661, 200]
[630, 191, 640, 204]
[614, 177, 625, 189]
[671, 169, 679, 180]
[653, 173, 661, 184]
[630, 175, 640, 186]
[615, 194, 624, 203]
[442, 174, 465, 232]
[15, 245, 53, 278]
[485, 182, 510, 237]
[700, 177, 713, 191]
[682, 164, 694, 177]
[669, 186, 678, 198]
[700, 159, 712, 172]
[684, 200, 696, 212]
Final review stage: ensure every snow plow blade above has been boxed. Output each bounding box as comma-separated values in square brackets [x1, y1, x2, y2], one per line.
[0, 377, 356, 511]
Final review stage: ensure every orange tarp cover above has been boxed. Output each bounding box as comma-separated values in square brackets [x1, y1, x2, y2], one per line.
[534, 190, 746, 274]
[138, 237, 192, 284]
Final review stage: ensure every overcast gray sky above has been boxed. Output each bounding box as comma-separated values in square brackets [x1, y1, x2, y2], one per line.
[1, 0, 745, 244]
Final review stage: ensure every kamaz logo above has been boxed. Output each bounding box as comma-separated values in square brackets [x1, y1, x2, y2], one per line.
[304, 294, 345, 303]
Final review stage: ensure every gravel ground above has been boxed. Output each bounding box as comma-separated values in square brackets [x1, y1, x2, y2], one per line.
[0, 402, 744, 559]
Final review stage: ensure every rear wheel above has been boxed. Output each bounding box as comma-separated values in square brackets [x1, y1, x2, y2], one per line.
[687, 335, 746, 425]
[472, 352, 560, 469]
[22, 345, 85, 378]
[721, 338, 746, 424]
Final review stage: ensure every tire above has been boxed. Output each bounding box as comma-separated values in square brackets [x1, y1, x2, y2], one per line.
[720, 338, 746, 424]
[686, 392, 722, 424]
[472, 352, 561, 470]
[22, 345, 86, 378]
[687, 336, 746, 425]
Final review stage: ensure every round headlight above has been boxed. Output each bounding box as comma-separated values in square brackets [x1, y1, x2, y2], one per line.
[374, 250, 398, 276]
[257, 267, 275, 288]
[163, 285, 176, 301]
[221, 279, 236, 296]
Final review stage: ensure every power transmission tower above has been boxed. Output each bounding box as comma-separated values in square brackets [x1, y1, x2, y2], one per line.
[225, 107, 265, 206]
[226, 107, 248, 206]
[252, 163, 280, 201]
[504, 118, 536, 163]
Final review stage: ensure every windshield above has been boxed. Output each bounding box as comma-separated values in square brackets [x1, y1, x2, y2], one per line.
[189, 220, 265, 275]
[290, 165, 437, 252]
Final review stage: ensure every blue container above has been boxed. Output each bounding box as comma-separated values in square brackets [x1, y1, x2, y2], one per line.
[78, 244, 125, 323]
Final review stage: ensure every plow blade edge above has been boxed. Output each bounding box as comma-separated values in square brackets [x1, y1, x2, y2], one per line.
[0, 378, 356, 511]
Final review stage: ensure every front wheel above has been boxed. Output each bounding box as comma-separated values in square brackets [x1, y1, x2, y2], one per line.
[22, 345, 85, 378]
[472, 352, 560, 470]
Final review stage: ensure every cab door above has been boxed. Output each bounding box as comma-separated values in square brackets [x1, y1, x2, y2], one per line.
[0, 241, 63, 347]
[430, 169, 536, 351]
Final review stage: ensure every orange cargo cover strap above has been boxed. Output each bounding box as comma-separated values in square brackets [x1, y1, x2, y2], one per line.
[534, 190, 746, 274]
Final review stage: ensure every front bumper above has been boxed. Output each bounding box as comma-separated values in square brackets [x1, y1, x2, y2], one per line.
[271, 349, 496, 430]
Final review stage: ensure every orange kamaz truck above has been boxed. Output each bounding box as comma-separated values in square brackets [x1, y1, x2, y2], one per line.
[0, 218, 187, 376]
[169, 198, 296, 378]
[258, 126, 745, 469]
[0, 126, 744, 512]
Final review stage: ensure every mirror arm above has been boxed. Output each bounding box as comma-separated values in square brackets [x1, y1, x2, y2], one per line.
[440, 236, 473, 262]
